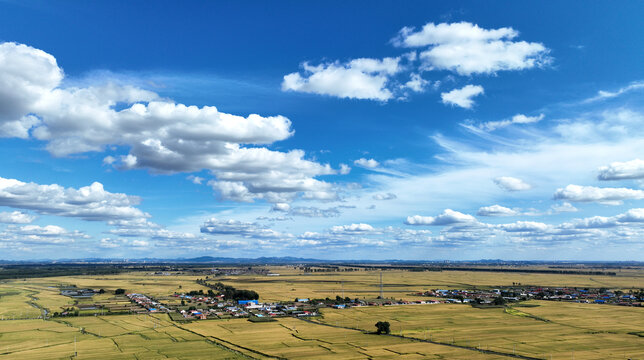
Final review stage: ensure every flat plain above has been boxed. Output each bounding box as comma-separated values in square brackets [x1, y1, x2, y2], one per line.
[1, 265, 642, 359]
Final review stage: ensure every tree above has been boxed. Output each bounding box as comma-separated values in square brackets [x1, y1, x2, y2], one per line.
[375, 321, 390, 335]
[114, 288, 126, 295]
[492, 296, 506, 306]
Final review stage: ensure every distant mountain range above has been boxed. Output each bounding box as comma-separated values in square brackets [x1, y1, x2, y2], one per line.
[0, 256, 642, 266]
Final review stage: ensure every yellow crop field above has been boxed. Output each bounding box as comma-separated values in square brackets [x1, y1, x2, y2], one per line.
[0, 286, 42, 319]
[215, 267, 644, 302]
[317, 301, 644, 360]
[0, 316, 244, 359]
[184, 317, 505, 359]
[1, 267, 643, 359]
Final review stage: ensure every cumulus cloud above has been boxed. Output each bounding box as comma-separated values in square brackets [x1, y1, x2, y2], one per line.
[107, 226, 197, 241]
[0, 211, 36, 224]
[16, 224, 86, 237]
[402, 73, 430, 92]
[405, 209, 476, 226]
[339, 164, 351, 175]
[200, 218, 289, 239]
[373, 193, 397, 200]
[0, 42, 63, 138]
[476, 205, 517, 217]
[0, 176, 148, 221]
[0, 41, 336, 203]
[498, 221, 551, 233]
[478, 113, 544, 131]
[330, 223, 375, 233]
[597, 159, 644, 180]
[553, 184, 644, 205]
[493, 176, 532, 191]
[393, 22, 551, 75]
[0, 224, 89, 246]
[187, 175, 204, 184]
[102, 156, 116, 165]
[282, 57, 401, 101]
[288, 206, 341, 218]
[441, 85, 484, 108]
[99, 237, 151, 249]
[549, 202, 578, 214]
[271, 203, 291, 212]
[270, 203, 343, 218]
[560, 208, 644, 230]
[354, 158, 380, 169]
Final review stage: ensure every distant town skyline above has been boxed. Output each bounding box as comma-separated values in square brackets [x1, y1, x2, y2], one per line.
[1, 1, 643, 260]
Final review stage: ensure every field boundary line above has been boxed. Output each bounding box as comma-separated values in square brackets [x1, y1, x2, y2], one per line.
[295, 317, 545, 360]
[170, 319, 276, 360]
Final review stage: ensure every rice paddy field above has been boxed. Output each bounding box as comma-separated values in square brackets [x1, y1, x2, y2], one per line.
[183, 317, 504, 359]
[316, 301, 644, 360]
[217, 266, 644, 302]
[1, 265, 643, 359]
[0, 315, 244, 359]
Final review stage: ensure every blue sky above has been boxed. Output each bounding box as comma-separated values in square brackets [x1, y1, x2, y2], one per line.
[1, 1, 643, 260]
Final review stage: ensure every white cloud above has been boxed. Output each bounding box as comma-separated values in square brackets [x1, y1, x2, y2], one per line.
[616, 208, 644, 223]
[0, 224, 89, 246]
[200, 218, 290, 240]
[102, 155, 116, 165]
[288, 206, 341, 218]
[187, 175, 204, 184]
[405, 209, 476, 226]
[16, 224, 83, 237]
[0, 42, 63, 138]
[271, 203, 291, 212]
[393, 22, 551, 75]
[107, 226, 196, 241]
[560, 208, 644, 230]
[330, 223, 375, 233]
[549, 202, 578, 213]
[563, 216, 616, 229]
[0, 41, 337, 203]
[0, 176, 148, 221]
[477, 205, 517, 217]
[339, 163, 351, 175]
[403, 73, 429, 92]
[498, 221, 551, 233]
[584, 81, 644, 103]
[597, 159, 644, 180]
[373, 193, 397, 201]
[282, 57, 401, 101]
[494, 176, 532, 191]
[441, 84, 484, 108]
[354, 158, 380, 168]
[553, 184, 644, 205]
[479, 113, 545, 131]
[0, 211, 36, 224]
